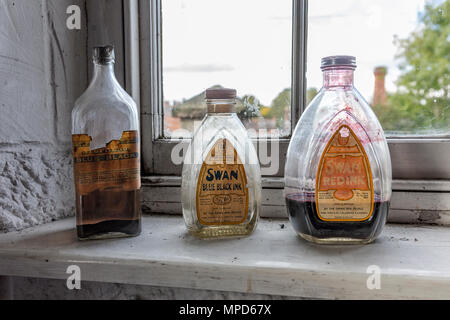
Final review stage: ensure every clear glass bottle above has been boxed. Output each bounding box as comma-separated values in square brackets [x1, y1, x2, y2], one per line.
[72, 46, 141, 240]
[182, 88, 261, 239]
[285, 56, 392, 244]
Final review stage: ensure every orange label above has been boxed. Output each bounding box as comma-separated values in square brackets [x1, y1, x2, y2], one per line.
[72, 131, 141, 195]
[316, 125, 374, 221]
[196, 139, 249, 226]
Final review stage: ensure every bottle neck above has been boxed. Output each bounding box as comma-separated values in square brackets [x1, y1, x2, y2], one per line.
[92, 62, 117, 86]
[323, 68, 355, 89]
[207, 99, 236, 114]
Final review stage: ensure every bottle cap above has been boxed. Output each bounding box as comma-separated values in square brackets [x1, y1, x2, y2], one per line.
[206, 88, 237, 100]
[205, 88, 236, 114]
[93, 45, 115, 64]
[321, 56, 356, 70]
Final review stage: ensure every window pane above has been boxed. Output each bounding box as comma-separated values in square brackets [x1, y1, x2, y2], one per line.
[307, 0, 449, 137]
[162, 0, 292, 138]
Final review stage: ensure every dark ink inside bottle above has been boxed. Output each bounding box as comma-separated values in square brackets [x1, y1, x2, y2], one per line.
[76, 189, 141, 240]
[286, 193, 389, 243]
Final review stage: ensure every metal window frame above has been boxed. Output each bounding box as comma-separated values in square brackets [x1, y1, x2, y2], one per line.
[137, 0, 450, 179]
[139, 0, 307, 176]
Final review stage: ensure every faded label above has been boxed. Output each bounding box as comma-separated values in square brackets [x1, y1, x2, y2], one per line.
[72, 131, 141, 195]
[196, 139, 249, 226]
[316, 125, 374, 221]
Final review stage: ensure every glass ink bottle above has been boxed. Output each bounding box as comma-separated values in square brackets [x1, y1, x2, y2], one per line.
[72, 46, 141, 240]
[182, 88, 262, 239]
[285, 56, 392, 244]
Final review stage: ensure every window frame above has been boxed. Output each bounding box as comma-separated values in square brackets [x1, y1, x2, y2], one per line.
[136, 0, 450, 179]
[85, 0, 450, 222]
[138, 0, 306, 177]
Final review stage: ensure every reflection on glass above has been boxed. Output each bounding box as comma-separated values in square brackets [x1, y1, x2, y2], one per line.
[307, 0, 449, 137]
[162, 0, 293, 138]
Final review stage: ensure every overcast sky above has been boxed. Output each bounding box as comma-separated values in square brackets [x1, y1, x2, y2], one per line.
[162, 0, 439, 106]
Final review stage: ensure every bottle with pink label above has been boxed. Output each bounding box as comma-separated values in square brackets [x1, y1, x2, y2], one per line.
[285, 56, 392, 244]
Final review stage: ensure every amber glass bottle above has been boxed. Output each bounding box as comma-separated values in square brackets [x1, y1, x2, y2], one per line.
[285, 56, 392, 244]
[72, 46, 141, 240]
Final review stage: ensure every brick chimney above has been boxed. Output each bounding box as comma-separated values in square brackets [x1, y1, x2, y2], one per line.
[373, 66, 388, 107]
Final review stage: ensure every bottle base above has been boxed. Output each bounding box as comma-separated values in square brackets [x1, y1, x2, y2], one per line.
[188, 223, 257, 240]
[77, 219, 141, 241]
[299, 232, 375, 245]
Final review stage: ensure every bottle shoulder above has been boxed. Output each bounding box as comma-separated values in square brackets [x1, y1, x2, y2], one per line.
[294, 88, 385, 139]
[74, 84, 136, 111]
[183, 114, 259, 170]
[72, 83, 139, 136]
[73, 85, 138, 123]
[192, 114, 248, 141]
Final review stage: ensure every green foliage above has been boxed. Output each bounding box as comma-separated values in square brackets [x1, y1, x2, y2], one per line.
[237, 95, 265, 120]
[264, 88, 318, 128]
[375, 0, 450, 134]
[266, 88, 291, 128]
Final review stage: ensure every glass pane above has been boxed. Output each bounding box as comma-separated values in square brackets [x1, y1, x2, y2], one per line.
[162, 0, 292, 138]
[307, 0, 449, 137]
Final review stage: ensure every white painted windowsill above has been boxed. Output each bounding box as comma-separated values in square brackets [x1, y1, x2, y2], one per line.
[0, 215, 449, 299]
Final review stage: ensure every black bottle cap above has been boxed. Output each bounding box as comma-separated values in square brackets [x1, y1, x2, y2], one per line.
[321, 55, 357, 70]
[93, 45, 115, 64]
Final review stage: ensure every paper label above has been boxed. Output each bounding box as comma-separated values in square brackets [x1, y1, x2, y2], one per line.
[72, 131, 141, 195]
[316, 125, 374, 221]
[196, 139, 249, 226]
